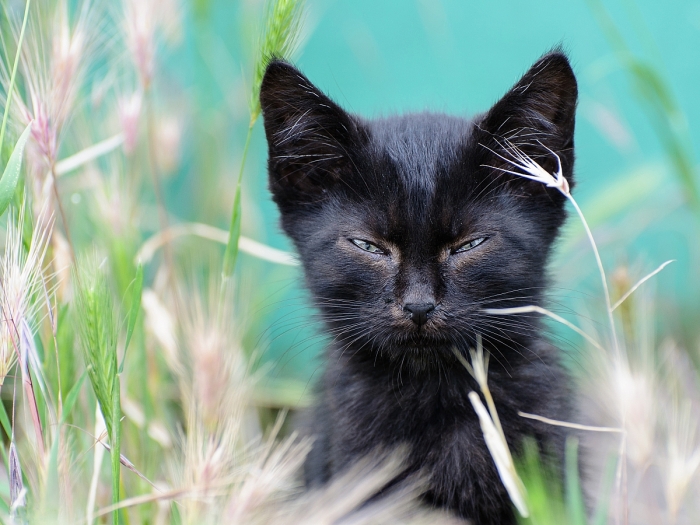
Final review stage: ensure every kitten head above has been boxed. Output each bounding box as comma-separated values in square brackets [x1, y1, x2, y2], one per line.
[260, 52, 577, 366]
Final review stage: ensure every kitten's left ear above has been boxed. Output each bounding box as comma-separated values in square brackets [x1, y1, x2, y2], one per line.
[478, 51, 578, 189]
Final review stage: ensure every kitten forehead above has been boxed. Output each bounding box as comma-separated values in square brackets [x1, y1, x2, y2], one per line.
[368, 112, 471, 194]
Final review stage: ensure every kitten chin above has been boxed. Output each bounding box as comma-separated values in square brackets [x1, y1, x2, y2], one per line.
[260, 50, 578, 524]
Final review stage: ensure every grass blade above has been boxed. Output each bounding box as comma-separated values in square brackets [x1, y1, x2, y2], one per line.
[587, 0, 700, 214]
[120, 264, 143, 373]
[137, 222, 298, 266]
[565, 438, 587, 525]
[0, 122, 33, 218]
[593, 456, 618, 525]
[60, 369, 87, 424]
[44, 427, 60, 515]
[0, 0, 31, 156]
[0, 398, 11, 439]
[110, 378, 121, 524]
[611, 260, 675, 311]
[222, 124, 251, 277]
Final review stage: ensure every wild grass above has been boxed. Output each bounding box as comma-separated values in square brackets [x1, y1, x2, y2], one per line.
[476, 123, 700, 523]
[222, 0, 305, 277]
[0, 0, 696, 524]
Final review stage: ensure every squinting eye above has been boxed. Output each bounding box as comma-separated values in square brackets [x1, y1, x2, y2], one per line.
[454, 237, 487, 254]
[350, 238, 385, 255]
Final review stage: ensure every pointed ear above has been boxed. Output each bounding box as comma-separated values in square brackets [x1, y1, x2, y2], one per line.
[260, 60, 363, 206]
[477, 52, 578, 190]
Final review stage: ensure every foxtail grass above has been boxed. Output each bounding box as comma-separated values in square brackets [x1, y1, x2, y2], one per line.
[453, 339, 529, 518]
[1, 200, 53, 460]
[73, 255, 122, 524]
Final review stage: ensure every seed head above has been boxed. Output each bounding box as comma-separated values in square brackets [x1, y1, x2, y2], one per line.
[118, 91, 143, 155]
[482, 138, 570, 195]
[123, 0, 157, 89]
[9, 442, 26, 516]
[664, 400, 700, 520]
[0, 203, 53, 388]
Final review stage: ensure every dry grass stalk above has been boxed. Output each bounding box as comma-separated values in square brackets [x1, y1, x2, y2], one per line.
[580, 280, 700, 525]
[0, 203, 53, 386]
[453, 340, 529, 518]
[476, 140, 691, 522]
[1, 202, 53, 459]
[86, 407, 107, 525]
[482, 138, 620, 356]
[136, 223, 298, 267]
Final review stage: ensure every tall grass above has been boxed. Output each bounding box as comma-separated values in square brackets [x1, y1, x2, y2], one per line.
[0, 0, 453, 523]
[222, 0, 305, 277]
[73, 255, 123, 523]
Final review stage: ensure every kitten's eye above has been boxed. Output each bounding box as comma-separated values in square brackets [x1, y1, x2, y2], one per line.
[453, 237, 487, 254]
[350, 239, 385, 255]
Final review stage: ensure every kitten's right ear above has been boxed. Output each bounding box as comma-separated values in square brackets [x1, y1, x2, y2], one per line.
[260, 60, 362, 206]
[476, 52, 578, 193]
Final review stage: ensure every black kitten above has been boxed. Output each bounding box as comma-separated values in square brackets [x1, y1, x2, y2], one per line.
[260, 52, 577, 524]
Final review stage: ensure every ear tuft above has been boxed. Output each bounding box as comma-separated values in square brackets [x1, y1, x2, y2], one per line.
[260, 60, 361, 206]
[478, 51, 578, 192]
[482, 52, 577, 141]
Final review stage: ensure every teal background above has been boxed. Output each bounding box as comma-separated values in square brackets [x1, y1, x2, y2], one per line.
[167, 0, 700, 384]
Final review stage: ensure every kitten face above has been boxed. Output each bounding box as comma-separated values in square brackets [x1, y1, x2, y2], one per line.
[260, 53, 577, 364]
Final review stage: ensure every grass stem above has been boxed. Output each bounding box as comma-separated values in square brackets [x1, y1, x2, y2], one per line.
[222, 121, 254, 278]
[145, 90, 173, 271]
[53, 134, 124, 177]
[0, 0, 31, 157]
[565, 194, 620, 357]
[483, 305, 605, 353]
[49, 164, 77, 262]
[611, 259, 675, 311]
[111, 377, 121, 524]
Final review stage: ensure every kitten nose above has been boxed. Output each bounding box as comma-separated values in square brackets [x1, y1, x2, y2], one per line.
[403, 303, 435, 327]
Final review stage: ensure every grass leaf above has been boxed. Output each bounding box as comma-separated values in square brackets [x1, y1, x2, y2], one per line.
[222, 125, 251, 277]
[60, 369, 87, 424]
[43, 428, 60, 515]
[110, 377, 121, 524]
[587, 0, 700, 213]
[120, 264, 143, 373]
[0, 398, 11, 439]
[565, 438, 587, 525]
[0, 122, 33, 218]
[516, 439, 566, 525]
[592, 456, 618, 525]
[0, 0, 31, 156]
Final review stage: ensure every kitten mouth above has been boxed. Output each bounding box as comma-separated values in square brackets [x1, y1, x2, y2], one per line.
[395, 330, 449, 348]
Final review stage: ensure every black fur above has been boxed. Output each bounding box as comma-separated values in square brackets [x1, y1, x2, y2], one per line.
[260, 52, 578, 524]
